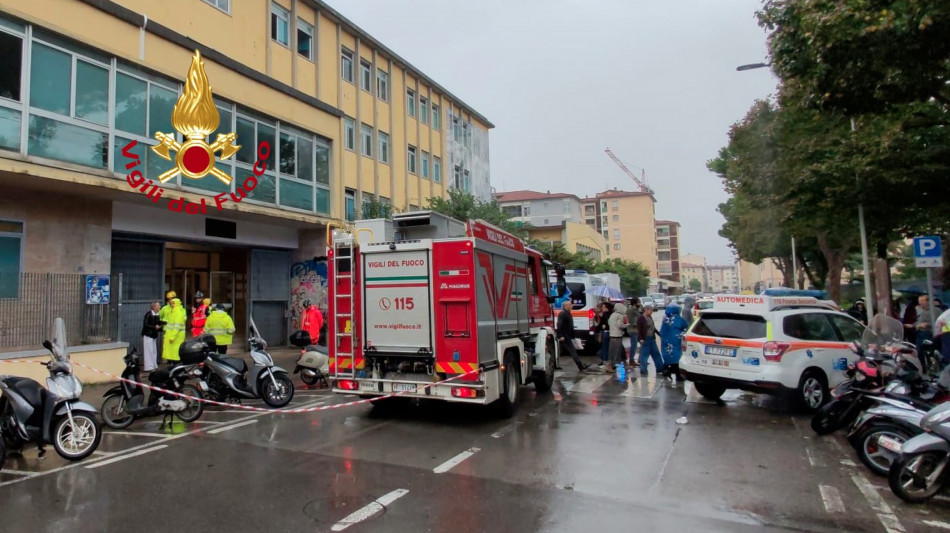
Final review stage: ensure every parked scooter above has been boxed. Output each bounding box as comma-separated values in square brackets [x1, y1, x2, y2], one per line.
[885, 402, 950, 503]
[201, 320, 294, 408]
[99, 347, 206, 429]
[848, 394, 929, 476]
[290, 330, 329, 387]
[0, 319, 101, 466]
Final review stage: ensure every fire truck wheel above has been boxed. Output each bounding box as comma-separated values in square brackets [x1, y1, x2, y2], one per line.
[533, 344, 555, 394]
[494, 351, 520, 418]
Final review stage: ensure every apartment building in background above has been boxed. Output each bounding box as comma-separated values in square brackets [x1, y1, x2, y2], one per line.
[496, 190, 606, 260]
[655, 220, 681, 283]
[0, 0, 491, 355]
[708, 264, 739, 293]
[582, 189, 657, 275]
[680, 253, 708, 291]
[738, 260, 786, 293]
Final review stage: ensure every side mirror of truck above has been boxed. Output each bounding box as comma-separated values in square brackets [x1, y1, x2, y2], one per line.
[545, 295, 555, 304]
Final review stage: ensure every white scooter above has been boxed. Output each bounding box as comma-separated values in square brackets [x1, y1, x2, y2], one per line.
[289, 331, 329, 387]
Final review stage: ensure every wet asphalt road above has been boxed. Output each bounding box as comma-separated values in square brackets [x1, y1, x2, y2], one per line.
[4, 349, 950, 532]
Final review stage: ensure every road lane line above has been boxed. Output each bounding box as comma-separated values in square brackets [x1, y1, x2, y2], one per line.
[851, 474, 905, 533]
[85, 445, 168, 469]
[433, 448, 480, 474]
[840, 459, 858, 467]
[569, 374, 612, 394]
[91, 450, 117, 457]
[330, 488, 409, 531]
[923, 520, 950, 530]
[804, 446, 823, 467]
[0, 469, 37, 477]
[104, 431, 170, 438]
[207, 419, 258, 434]
[0, 399, 327, 488]
[819, 485, 845, 513]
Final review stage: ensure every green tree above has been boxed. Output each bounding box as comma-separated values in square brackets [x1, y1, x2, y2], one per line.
[688, 278, 703, 292]
[357, 196, 397, 220]
[426, 189, 524, 236]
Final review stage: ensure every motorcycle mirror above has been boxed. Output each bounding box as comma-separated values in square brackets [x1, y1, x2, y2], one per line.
[42, 340, 53, 351]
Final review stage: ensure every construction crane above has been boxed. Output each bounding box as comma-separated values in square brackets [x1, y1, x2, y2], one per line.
[604, 147, 653, 195]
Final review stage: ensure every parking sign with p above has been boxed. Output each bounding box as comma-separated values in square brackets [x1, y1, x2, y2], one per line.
[913, 236, 943, 268]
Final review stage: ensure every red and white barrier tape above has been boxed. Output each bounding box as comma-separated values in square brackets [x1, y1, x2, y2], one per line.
[66, 359, 480, 414]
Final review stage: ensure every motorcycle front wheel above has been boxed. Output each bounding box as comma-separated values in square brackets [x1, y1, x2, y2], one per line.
[811, 399, 850, 435]
[261, 372, 294, 408]
[889, 451, 949, 503]
[174, 385, 205, 423]
[100, 394, 135, 429]
[52, 412, 101, 461]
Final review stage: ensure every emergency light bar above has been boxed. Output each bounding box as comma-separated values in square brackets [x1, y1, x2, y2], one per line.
[713, 294, 823, 311]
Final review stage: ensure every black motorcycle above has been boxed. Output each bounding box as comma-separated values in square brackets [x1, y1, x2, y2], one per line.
[99, 348, 206, 429]
[1, 337, 101, 464]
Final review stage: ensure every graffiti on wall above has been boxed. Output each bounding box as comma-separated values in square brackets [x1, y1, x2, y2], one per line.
[290, 259, 328, 329]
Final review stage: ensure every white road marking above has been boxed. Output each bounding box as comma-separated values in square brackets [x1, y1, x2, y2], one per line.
[0, 469, 37, 477]
[804, 446, 823, 467]
[85, 445, 168, 469]
[0, 399, 326, 488]
[819, 485, 845, 513]
[790, 416, 804, 432]
[330, 489, 409, 532]
[207, 419, 259, 434]
[103, 431, 170, 438]
[840, 459, 858, 467]
[433, 448, 480, 474]
[923, 520, 950, 530]
[622, 377, 660, 399]
[851, 474, 906, 533]
[91, 450, 117, 457]
[828, 438, 847, 455]
[569, 374, 612, 394]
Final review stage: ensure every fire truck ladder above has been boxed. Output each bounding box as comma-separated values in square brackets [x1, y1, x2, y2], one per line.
[333, 236, 356, 378]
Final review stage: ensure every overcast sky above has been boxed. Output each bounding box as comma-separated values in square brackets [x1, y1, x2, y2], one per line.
[325, 0, 779, 264]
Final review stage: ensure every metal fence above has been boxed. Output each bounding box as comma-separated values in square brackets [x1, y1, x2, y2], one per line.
[0, 273, 118, 352]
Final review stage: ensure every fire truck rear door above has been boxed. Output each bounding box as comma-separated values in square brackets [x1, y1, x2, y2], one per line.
[362, 248, 433, 354]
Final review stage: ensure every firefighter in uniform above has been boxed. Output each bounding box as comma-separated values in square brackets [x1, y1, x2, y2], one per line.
[158, 291, 176, 324]
[204, 304, 235, 354]
[301, 301, 324, 346]
[191, 297, 210, 337]
[161, 297, 187, 363]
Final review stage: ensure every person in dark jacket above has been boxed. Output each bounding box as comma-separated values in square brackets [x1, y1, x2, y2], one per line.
[141, 301, 164, 372]
[637, 305, 665, 376]
[557, 300, 590, 372]
[847, 300, 868, 326]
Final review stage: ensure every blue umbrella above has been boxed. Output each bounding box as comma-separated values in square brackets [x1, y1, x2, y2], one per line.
[586, 285, 624, 300]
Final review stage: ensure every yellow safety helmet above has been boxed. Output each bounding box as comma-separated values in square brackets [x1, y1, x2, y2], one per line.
[203, 298, 211, 306]
[166, 291, 177, 299]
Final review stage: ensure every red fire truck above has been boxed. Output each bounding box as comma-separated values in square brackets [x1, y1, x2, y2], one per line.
[327, 211, 564, 416]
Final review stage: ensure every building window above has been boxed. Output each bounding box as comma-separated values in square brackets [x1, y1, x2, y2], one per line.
[341, 47, 354, 82]
[453, 116, 461, 141]
[271, 3, 290, 46]
[360, 59, 372, 92]
[614, 243, 621, 251]
[407, 145, 417, 174]
[420, 96, 428, 124]
[431, 104, 440, 130]
[406, 88, 416, 117]
[463, 122, 470, 145]
[203, 0, 230, 13]
[433, 156, 441, 183]
[360, 123, 373, 157]
[0, 31, 22, 103]
[613, 229, 620, 240]
[611, 199, 619, 211]
[297, 19, 313, 60]
[454, 165, 462, 189]
[376, 69, 388, 101]
[563, 199, 571, 214]
[421, 151, 429, 178]
[612, 214, 619, 222]
[345, 189, 357, 222]
[0, 220, 23, 298]
[378, 131, 389, 163]
[657, 238, 670, 247]
[343, 117, 355, 151]
[602, 230, 609, 239]
[463, 170, 470, 191]
[658, 251, 672, 261]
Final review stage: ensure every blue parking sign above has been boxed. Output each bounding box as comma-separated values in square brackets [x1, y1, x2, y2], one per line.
[913, 236, 943, 268]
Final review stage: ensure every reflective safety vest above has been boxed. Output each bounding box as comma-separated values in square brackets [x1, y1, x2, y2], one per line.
[162, 305, 187, 341]
[204, 310, 235, 346]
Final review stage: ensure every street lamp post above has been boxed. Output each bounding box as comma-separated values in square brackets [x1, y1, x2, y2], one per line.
[737, 62, 875, 307]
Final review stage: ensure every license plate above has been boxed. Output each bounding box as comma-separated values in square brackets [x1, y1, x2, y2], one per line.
[705, 346, 737, 357]
[359, 381, 377, 391]
[197, 380, 209, 392]
[393, 383, 417, 393]
[878, 436, 902, 453]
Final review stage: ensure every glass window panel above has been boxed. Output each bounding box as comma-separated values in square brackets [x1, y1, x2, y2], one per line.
[315, 143, 329, 185]
[0, 106, 20, 151]
[0, 235, 21, 298]
[148, 84, 176, 138]
[279, 131, 295, 175]
[297, 136, 313, 181]
[257, 123, 276, 170]
[297, 20, 313, 59]
[147, 146, 173, 182]
[280, 178, 312, 210]
[341, 48, 353, 82]
[246, 172, 276, 204]
[343, 118, 355, 150]
[185, 162, 232, 196]
[30, 43, 70, 115]
[28, 115, 107, 168]
[316, 187, 330, 214]
[211, 105, 232, 145]
[115, 73, 147, 136]
[112, 136, 146, 174]
[75, 60, 108, 125]
[0, 16, 24, 33]
[0, 32, 22, 101]
[235, 116, 256, 164]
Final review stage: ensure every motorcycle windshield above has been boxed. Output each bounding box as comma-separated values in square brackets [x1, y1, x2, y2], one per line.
[861, 314, 904, 349]
[49, 317, 69, 363]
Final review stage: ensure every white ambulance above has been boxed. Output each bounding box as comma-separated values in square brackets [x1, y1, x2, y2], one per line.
[680, 295, 866, 410]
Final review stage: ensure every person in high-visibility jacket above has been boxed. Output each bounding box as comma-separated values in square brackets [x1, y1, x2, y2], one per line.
[301, 301, 324, 346]
[161, 297, 187, 363]
[158, 290, 176, 324]
[936, 308, 950, 370]
[191, 297, 210, 337]
[203, 304, 235, 354]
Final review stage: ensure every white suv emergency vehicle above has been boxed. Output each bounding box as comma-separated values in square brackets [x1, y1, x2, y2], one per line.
[681, 295, 866, 410]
